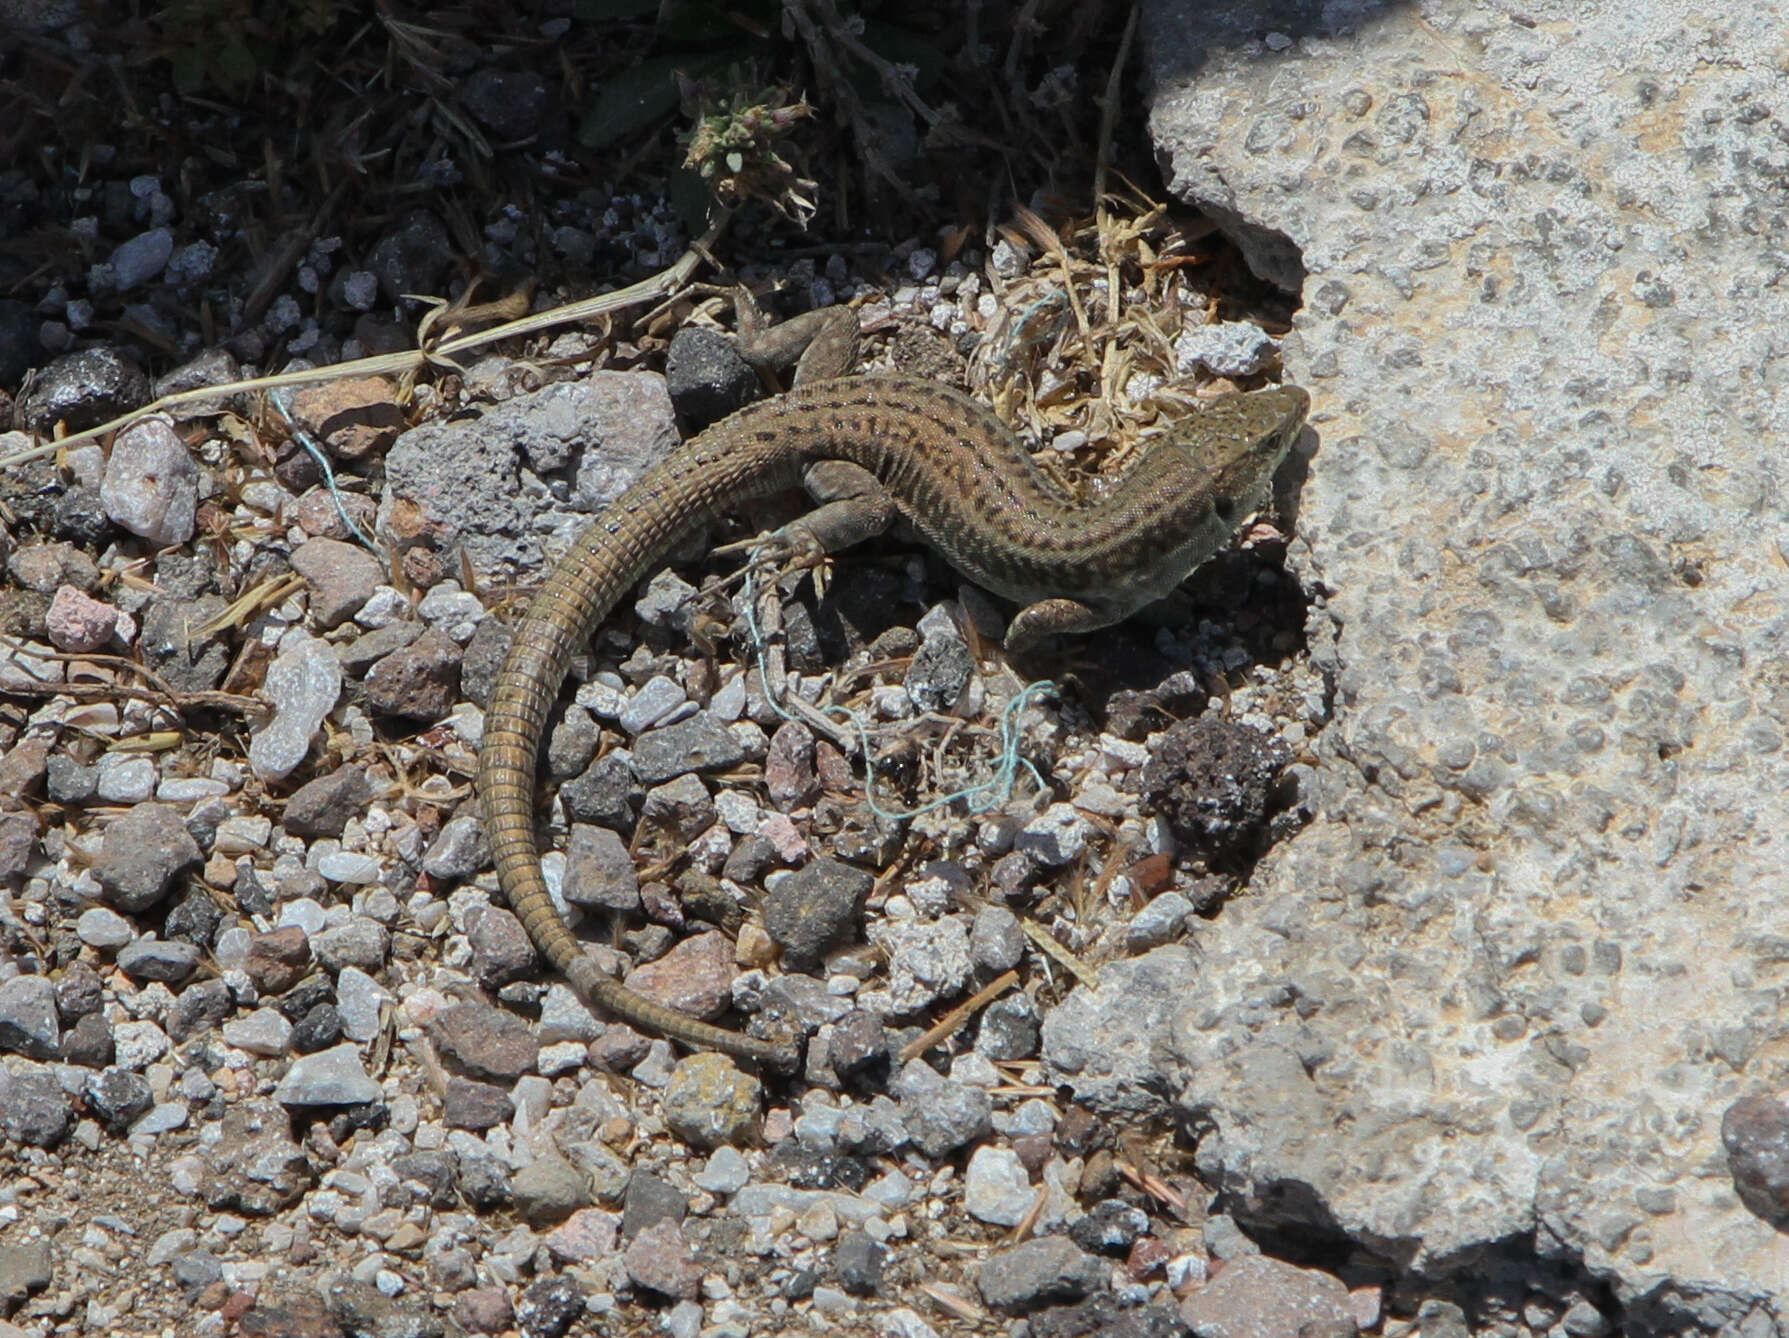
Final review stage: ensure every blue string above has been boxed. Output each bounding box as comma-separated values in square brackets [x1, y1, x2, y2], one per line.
[270, 389, 381, 556]
[740, 552, 1052, 823]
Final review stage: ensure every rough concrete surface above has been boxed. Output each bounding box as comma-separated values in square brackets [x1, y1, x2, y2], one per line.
[1128, 1, 1789, 1329]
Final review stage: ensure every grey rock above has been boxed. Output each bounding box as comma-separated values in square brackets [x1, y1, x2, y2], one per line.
[457, 614, 512, 708]
[198, 1101, 313, 1214]
[692, 1145, 752, 1196]
[273, 1043, 383, 1107]
[1014, 802, 1092, 868]
[665, 326, 758, 424]
[166, 978, 233, 1043]
[453, 1146, 513, 1211]
[975, 993, 1040, 1063]
[336, 619, 423, 673]
[20, 346, 149, 435]
[865, 914, 972, 1017]
[53, 960, 104, 1021]
[893, 1060, 991, 1158]
[0, 1062, 73, 1146]
[0, 298, 38, 385]
[94, 752, 155, 803]
[248, 636, 342, 781]
[100, 417, 198, 545]
[290, 1003, 343, 1054]
[1177, 1255, 1354, 1338]
[619, 674, 688, 735]
[468, 906, 536, 990]
[904, 630, 973, 712]
[1723, 1095, 1789, 1224]
[1042, 945, 1200, 1115]
[0, 1238, 53, 1306]
[167, 1249, 223, 1294]
[95, 802, 201, 912]
[110, 227, 173, 288]
[0, 976, 60, 1060]
[1174, 319, 1279, 379]
[366, 208, 452, 307]
[1142, 0, 1789, 1318]
[85, 1066, 154, 1131]
[0, 811, 37, 880]
[290, 536, 383, 629]
[561, 752, 639, 831]
[827, 1010, 890, 1078]
[765, 720, 820, 809]
[334, 968, 391, 1044]
[139, 593, 230, 691]
[512, 1153, 591, 1227]
[722, 833, 777, 885]
[60, 1011, 114, 1068]
[639, 772, 716, 842]
[8, 541, 99, 593]
[969, 903, 1024, 973]
[633, 568, 697, 631]
[282, 766, 373, 838]
[765, 857, 872, 968]
[964, 1145, 1034, 1227]
[516, 1275, 587, 1336]
[222, 1007, 295, 1058]
[620, 1169, 688, 1239]
[115, 938, 202, 983]
[378, 371, 676, 577]
[420, 813, 490, 881]
[833, 1229, 886, 1296]
[461, 68, 548, 140]
[976, 1235, 1106, 1314]
[1127, 891, 1194, 953]
[630, 713, 745, 785]
[152, 346, 242, 402]
[563, 823, 641, 912]
[568, 373, 681, 510]
[1068, 1200, 1149, 1257]
[311, 918, 390, 974]
[546, 704, 600, 778]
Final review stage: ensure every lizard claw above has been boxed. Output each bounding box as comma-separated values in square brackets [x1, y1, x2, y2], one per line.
[715, 526, 827, 577]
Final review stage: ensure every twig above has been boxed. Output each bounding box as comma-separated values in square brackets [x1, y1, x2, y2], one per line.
[896, 969, 1019, 1064]
[0, 676, 265, 718]
[0, 216, 730, 472]
[0, 638, 266, 718]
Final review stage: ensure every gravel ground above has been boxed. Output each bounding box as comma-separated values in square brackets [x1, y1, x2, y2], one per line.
[0, 7, 1370, 1337]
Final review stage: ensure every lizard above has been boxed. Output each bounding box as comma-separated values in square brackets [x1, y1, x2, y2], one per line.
[477, 311, 1310, 1073]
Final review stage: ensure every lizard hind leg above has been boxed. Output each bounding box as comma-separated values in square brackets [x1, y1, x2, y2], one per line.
[1003, 596, 1117, 659]
[713, 459, 899, 577]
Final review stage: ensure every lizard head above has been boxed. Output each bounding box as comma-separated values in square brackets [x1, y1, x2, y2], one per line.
[1191, 384, 1310, 525]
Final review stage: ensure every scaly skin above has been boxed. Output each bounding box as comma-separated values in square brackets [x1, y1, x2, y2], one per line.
[477, 375, 1310, 1071]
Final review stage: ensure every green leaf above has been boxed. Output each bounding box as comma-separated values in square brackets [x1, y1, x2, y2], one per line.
[578, 54, 690, 148]
[215, 36, 260, 95]
[668, 164, 725, 236]
[861, 22, 950, 93]
[575, 0, 660, 18]
[170, 46, 206, 95]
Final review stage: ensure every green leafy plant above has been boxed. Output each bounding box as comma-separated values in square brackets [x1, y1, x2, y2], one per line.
[678, 75, 816, 223]
[160, 0, 342, 97]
